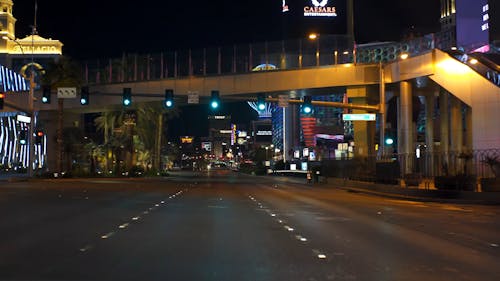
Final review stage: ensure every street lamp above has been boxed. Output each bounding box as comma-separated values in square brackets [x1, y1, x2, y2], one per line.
[308, 33, 320, 66]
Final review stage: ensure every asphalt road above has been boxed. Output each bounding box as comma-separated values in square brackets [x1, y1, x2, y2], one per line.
[0, 170, 499, 281]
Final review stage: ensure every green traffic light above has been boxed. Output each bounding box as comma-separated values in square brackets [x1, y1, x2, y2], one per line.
[210, 90, 220, 109]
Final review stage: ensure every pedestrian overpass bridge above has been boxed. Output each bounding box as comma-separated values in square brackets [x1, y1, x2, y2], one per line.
[2, 35, 500, 176]
[20, 48, 497, 152]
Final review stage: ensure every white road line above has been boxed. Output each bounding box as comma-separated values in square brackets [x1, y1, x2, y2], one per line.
[295, 235, 308, 242]
[119, 223, 130, 229]
[101, 232, 115, 239]
[79, 245, 93, 252]
[312, 249, 327, 259]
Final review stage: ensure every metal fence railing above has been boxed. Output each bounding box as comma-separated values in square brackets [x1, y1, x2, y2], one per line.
[83, 33, 442, 85]
[318, 149, 499, 184]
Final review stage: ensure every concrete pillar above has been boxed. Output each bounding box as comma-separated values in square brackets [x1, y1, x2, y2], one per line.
[425, 92, 435, 176]
[399, 81, 414, 175]
[465, 105, 473, 176]
[346, 86, 376, 158]
[439, 90, 450, 175]
[465, 106, 473, 152]
[450, 95, 463, 175]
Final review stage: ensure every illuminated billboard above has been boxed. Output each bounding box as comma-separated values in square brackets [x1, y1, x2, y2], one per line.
[303, 0, 337, 17]
[456, 0, 489, 50]
[282, 0, 347, 37]
[255, 124, 273, 143]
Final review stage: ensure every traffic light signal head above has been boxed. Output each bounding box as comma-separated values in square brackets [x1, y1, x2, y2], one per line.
[257, 94, 266, 111]
[302, 96, 313, 114]
[210, 90, 220, 109]
[0, 92, 4, 110]
[42, 86, 51, 104]
[164, 89, 174, 108]
[123, 88, 132, 106]
[35, 130, 44, 144]
[80, 86, 89, 105]
[19, 130, 27, 145]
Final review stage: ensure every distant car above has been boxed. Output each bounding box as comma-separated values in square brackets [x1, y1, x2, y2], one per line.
[208, 162, 227, 170]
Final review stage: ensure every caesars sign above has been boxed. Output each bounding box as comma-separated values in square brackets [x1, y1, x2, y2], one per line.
[304, 0, 337, 17]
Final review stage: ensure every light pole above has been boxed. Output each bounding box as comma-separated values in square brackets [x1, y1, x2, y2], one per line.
[379, 61, 386, 159]
[308, 33, 320, 66]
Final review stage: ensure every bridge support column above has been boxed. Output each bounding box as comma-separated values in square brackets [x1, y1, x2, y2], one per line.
[450, 95, 464, 175]
[399, 81, 414, 175]
[424, 90, 436, 176]
[439, 90, 450, 175]
[346, 86, 376, 159]
[465, 105, 473, 176]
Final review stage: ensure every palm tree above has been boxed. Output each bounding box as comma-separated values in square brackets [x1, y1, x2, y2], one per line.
[136, 102, 179, 171]
[94, 111, 125, 174]
[40, 56, 84, 172]
[41, 56, 83, 88]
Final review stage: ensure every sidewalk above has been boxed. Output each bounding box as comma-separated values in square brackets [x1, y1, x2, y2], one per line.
[0, 173, 30, 182]
[270, 174, 500, 205]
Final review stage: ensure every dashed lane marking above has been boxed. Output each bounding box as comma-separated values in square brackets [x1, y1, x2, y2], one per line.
[101, 232, 115, 239]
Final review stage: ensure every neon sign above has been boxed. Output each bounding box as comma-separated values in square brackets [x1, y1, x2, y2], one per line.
[481, 4, 489, 31]
[304, 0, 337, 17]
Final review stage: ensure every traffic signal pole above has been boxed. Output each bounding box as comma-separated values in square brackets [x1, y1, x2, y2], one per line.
[261, 97, 380, 112]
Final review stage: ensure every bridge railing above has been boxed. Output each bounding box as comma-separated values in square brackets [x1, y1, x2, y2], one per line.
[83, 34, 438, 85]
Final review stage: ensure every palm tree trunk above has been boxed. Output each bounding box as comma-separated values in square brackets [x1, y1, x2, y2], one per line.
[104, 116, 111, 172]
[57, 99, 64, 173]
[155, 113, 163, 170]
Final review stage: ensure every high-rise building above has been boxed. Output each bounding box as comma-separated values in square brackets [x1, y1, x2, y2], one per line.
[208, 115, 233, 159]
[439, 0, 495, 51]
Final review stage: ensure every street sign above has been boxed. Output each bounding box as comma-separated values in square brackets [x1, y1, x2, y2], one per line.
[342, 113, 376, 121]
[278, 95, 289, 107]
[187, 92, 199, 104]
[16, 115, 31, 123]
[57, 87, 77, 99]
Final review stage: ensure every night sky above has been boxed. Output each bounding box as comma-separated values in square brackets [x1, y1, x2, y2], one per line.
[13, 0, 441, 59]
[12, 0, 441, 139]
